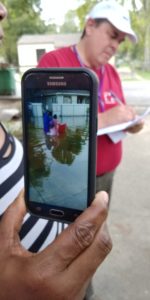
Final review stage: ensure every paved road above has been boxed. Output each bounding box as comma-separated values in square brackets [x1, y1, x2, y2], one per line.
[93, 116, 150, 299]
[122, 80, 150, 106]
[92, 79, 150, 299]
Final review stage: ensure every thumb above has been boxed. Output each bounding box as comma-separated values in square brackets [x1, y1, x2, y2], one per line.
[0, 190, 26, 242]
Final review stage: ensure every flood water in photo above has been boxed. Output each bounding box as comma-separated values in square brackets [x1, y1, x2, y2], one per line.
[28, 114, 90, 210]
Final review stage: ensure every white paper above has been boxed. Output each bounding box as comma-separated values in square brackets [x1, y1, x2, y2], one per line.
[107, 131, 127, 144]
[97, 107, 150, 136]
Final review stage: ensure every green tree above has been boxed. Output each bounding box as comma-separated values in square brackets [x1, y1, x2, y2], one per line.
[140, 0, 150, 70]
[76, 0, 98, 29]
[45, 23, 58, 34]
[59, 10, 79, 33]
[0, 0, 47, 66]
[119, 0, 150, 70]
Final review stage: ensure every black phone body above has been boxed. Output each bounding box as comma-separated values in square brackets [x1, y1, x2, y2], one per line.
[22, 68, 98, 223]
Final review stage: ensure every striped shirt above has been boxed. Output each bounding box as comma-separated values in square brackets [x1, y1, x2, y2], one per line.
[0, 122, 66, 252]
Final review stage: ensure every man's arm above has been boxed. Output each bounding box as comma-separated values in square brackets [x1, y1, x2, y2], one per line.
[98, 105, 144, 133]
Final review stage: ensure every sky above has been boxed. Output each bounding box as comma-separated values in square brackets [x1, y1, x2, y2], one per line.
[40, 0, 143, 25]
[40, 0, 84, 25]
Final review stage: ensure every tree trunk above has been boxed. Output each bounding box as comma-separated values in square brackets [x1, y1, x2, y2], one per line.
[143, 24, 150, 70]
[143, 0, 150, 70]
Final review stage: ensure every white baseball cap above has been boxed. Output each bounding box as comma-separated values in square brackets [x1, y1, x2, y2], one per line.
[86, 0, 137, 43]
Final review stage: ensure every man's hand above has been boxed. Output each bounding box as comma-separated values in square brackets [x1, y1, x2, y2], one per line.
[126, 119, 144, 134]
[98, 104, 137, 129]
[0, 191, 112, 300]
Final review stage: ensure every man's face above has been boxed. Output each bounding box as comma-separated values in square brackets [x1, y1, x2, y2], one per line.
[0, 2, 7, 43]
[85, 19, 126, 68]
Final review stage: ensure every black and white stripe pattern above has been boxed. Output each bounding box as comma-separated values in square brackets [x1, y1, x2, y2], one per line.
[0, 124, 66, 252]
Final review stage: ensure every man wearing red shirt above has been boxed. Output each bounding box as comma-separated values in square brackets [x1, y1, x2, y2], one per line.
[38, 0, 144, 201]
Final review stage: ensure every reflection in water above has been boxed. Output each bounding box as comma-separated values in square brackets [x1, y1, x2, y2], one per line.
[46, 127, 86, 165]
[28, 116, 89, 210]
[28, 126, 52, 188]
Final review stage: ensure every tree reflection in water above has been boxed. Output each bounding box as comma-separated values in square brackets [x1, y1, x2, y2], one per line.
[28, 122, 89, 188]
[28, 125, 52, 188]
[47, 127, 87, 165]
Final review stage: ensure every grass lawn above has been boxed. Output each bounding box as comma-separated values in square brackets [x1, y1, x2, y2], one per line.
[116, 63, 150, 81]
[136, 70, 150, 80]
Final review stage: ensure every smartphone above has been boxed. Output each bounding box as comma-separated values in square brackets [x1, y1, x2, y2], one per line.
[22, 68, 98, 223]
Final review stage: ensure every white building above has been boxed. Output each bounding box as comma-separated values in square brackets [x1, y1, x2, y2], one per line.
[17, 33, 81, 74]
[29, 90, 89, 118]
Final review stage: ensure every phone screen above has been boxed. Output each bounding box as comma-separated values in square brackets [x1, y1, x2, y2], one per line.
[22, 68, 98, 222]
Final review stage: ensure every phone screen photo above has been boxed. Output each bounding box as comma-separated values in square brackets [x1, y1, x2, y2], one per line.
[22, 68, 98, 223]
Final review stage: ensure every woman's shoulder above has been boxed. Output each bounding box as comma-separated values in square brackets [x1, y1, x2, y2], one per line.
[0, 122, 24, 212]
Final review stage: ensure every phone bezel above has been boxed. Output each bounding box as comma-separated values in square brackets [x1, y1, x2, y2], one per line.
[22, 67, 98, 223]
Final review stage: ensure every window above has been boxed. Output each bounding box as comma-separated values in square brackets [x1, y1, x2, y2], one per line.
[77, 96, 89, 104]
[63, 96, 72, 104]
[36, 49, 46, 62]
[51, 96, 57, 103]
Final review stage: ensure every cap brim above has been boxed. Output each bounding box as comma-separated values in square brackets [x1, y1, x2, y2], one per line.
[108, 17, 137, 43]
[126, 31, 137, 43]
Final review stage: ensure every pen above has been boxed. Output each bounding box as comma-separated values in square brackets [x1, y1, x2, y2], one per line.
[110, 91, 123, 105]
